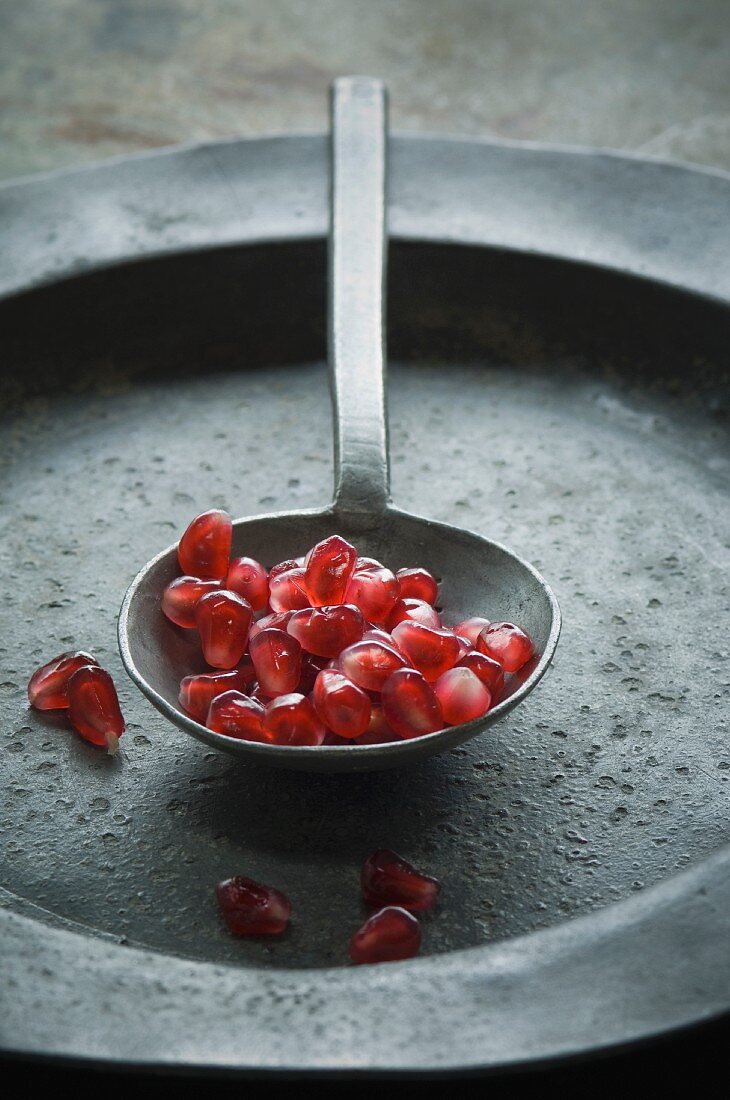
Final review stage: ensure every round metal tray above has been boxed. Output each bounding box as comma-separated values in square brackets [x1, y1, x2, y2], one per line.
[0, 133, 728, 1076]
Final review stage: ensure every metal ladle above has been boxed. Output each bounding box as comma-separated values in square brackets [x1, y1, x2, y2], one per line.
[118, 77, 561, 772]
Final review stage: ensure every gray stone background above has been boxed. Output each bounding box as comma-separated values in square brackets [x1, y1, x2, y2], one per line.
[1, 0, 729, 182]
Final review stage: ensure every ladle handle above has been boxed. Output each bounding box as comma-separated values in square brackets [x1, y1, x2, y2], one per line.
[328, 77, 390, 519]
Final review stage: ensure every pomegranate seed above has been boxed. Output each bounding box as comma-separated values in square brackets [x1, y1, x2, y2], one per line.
[361, 849, 441, 911]
[345, 565, 400, 625]
[195, 589, 253, 669]
[349, 906, 421, 964]
[457, 650, 505, 700]
[177, 509, 232, 580]
[387, 598, 441, 631]
[396, 567, 439, 605]
[179, 662, 255, 721]
[249, 628, 302, 696]
[67, 666, 125, 754]
[453, 633, 472, 660]
[391, 620, 460, 682]
[338, 639, 407, 692]
[268, 558, 302, 581]
[287, 604, 364, 658]
[161, 576, 221, 629]
[381, 668, 444, 739]
[434, 666, 491, 725]
[453, 616, 491, 646]
[357, 704, 397, 743]
[249, 610, 293, 640]
[268, 567, 310, 613]
[263, 693, 326, 746]
[216, 876, 291, 935]
[355, 556, 384, 572]
[304, 535, 357, 607]
[28, 650, 97, 710]
[226, 557, 269, 613]
[477, 622, 534, 673]
[206, 690, 268, 741]
[313, 669, 371, 739]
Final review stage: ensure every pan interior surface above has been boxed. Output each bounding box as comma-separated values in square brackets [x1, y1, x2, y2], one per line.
[1, 240, 728, 970]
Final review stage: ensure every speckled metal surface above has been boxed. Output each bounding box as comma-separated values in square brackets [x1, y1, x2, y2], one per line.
[0, 136, 728, 1072]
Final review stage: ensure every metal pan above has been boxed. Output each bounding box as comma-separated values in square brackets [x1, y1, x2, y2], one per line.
[0, 132, 728, 1076]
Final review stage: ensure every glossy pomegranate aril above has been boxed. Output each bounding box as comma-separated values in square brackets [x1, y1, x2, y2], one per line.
[477, 621, 535, 673]
[391, 620, 460, 682]
[28, 650, 97, 711]
[268, 558, 302, 581]
[249, 610, 293, 640]
[67, 666, 125, 754]
[357, 704, 397, 744]
[396, 567, 439, 606]
[268, 567, 310, 613]
[338, 639, 407, 693]
[387, 597, 442, 631]
[161, 576, 221, 629]
[249, 628, 302, 697]
[355, 556, 384, 572]
[457, 650, 505, 700]
[304, 535, 357, 607]
[195, 589, 253, 669]
[226, 557, 269, 613]
[345, 566, 400, 625]
[177, 509, 232, 580]
[263, 693, 326, 746]
[381, 668, 443, 739]
[216, 875, 291, 935]
[453, 616, 491, 646]
[206, 690, 267, 741]
[179, 663, 255, 721]
[287, 604, 364, 658]
[349, 906, 421, 964]
[434, 666, 491, 725]
[361, 849, 441, 911]
[313, 669, 371, 739]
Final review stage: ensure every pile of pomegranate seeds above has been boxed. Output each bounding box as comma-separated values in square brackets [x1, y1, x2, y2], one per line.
[28, 651, 125, 754]
[165, 511, 535, 746]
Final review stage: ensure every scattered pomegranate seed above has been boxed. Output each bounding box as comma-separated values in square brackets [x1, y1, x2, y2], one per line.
[339, 639, 407, 692]
[381, 668, 444, 739]
[387, 598, 442, 631]
[179, 663, 256, 721]
[177, 509, 232, 580]
[356, 703, 396, 744]
[226, 557, 269, 613]
[457, 650, 505, 700]
[355, 556, 384, 572]
[477, 621, 534, 673]
[391, 620, 460, 682]
[361, 849, 441, 911]
[434, 666, 491, 725]
[249, 628, 302, 696]
[268, 558, 303, 581]
[453, 633, 472, 660]
[206, 690, 268, 741]
[349, 906, 421, 964]
[216, 876, 291, 935]
[28, 650, 97, 710]
[287, 604, 364, 657]
[345, 565, 400, 625]
[161, 576, 222, 629]
[195, 589, 253, 670]
[453, 616, 491, 646]
[263, 693, 326, 746]
[396, 567, 439, 606]
[249, 610, 293, 640]
[304, 535, 357, 607]
[67, 666, 125, 754]
[313, 669, 371, 739]
[268, 566, 310, 613]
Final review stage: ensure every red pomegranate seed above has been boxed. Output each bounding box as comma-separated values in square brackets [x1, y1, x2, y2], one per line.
[177, 509, 232, 580]
[216, 875, 291, 935]
[268, 567, 310, 613]
[312, 669, 371, 739]
[361, 849, 441, 911]
[477, 622, 534, 673]
[453, 616, 491, 646]
[355, 556, 384, 572]
[396, 567, 439, 605]
[249, 628, 302, 696]
[391, 620, 460, 682]
[454, 634, 472, 660]
[387, 598, 442, 631]
[67, 666, 125, 754]
[345, 565, 400, 625]
[338, 639, 407, 693]
[304, 535, 357, 607]
[434, 666, 491, 725]
[381, 668, 444, 739]
[349, 906, 421, 964]
[249, 610, 293, 640]
[28, 650, 97, 710]
[206, 690, 268, 741]
[357, 704, 397, 744]
[268, 558, 303, 581]
[457, 650, 505, 700]
[226, 557, 269, 613]
[161, 576, 221, 629]
[179, 662, 255, 721]
[263, 693, 326, 746]
[286, 604, 364, 658]
[195, 589, 253, 669]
